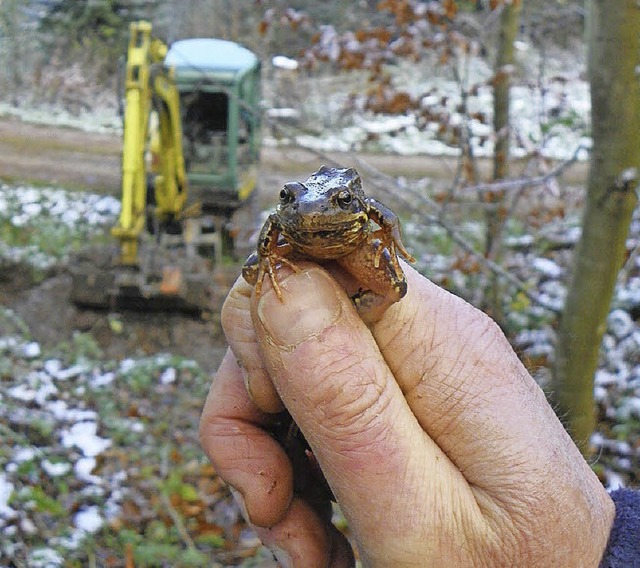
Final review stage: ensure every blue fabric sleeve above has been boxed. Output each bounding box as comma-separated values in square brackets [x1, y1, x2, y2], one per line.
[600, 488, 640, 567]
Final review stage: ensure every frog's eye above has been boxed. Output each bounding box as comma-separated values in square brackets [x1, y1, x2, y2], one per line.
[279, 187, 294, 204]
[336, 189, 353, 209]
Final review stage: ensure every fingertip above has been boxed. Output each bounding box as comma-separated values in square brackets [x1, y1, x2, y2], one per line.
[253, 498, 340, 568]
[221, 273, 254, 327]
[202, 408, 294, 528]
[221, 273, 284, 413]
[254, 266, 344, 347]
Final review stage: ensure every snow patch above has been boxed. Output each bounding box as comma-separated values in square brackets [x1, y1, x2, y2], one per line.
[532, 257, 563, 279]
[160, 367, 177, 385]
[272, 55, 299, 70]
[0, 474, 16, 522]
[74, 506, 103, 534]
[61, 421, 112, 457]
[74, 457, 102, 485]
[42, 460, 72, 478]
[28, 548, 64, 568]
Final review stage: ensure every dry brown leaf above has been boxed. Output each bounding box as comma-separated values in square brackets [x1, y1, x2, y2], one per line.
[443, 0, 458, 19]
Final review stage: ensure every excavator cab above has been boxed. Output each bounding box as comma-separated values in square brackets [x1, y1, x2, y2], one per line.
[163, 38, 261, 214]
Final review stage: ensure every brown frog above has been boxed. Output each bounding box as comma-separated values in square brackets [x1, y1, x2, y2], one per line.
[242, 165, 415, 316]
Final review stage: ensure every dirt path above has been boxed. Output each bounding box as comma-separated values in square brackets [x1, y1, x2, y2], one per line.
[0, 116, 589, 193]
[0, 119, 122, 191]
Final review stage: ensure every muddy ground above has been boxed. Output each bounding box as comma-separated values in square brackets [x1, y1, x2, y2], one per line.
[0, 118, 253, 373]
[0, 116, 589, 373]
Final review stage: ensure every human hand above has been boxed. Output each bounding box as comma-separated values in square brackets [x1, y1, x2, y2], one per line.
[200, 261, 614, 567]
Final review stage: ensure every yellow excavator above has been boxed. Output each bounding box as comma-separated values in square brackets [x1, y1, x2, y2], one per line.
[70, 21, 261, 312]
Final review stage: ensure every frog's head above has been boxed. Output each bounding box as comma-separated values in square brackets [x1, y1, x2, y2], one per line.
[276, 166, 370, 255]
[277, 166, 366, 220]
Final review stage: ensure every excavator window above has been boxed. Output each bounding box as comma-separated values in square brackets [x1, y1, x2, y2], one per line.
[182, 91, 229, 172]
[183, 92, 227, 138]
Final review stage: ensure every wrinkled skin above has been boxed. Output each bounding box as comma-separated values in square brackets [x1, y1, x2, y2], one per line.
[200, 261, 614, 567]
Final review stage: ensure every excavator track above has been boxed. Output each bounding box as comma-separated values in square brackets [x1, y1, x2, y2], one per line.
[69, 242, 214, 314]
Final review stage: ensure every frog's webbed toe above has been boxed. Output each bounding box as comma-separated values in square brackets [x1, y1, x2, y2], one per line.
[368, 197, 415, 268]
[243, 237, 301, 300]
[256, 253, 301, 301]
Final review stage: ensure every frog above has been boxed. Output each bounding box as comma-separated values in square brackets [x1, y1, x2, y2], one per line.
[242, 165, 415, 317]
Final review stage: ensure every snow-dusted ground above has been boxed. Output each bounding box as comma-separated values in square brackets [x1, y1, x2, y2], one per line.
[0, 330, 211, 564]
[266, 48, 591, 161]
[273, 74, 590, 161]
[0, 102, 122, 135]
[0, 184, 120, 273]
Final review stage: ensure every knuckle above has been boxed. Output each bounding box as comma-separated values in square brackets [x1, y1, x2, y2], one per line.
[305, 351, 394, 448]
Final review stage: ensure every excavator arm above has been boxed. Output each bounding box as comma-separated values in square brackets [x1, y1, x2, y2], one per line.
[111, 21, 188, 265]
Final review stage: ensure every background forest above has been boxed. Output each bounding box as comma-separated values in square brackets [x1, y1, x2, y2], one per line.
[1, 1, 583, 106]
[1, 1, 640, 566]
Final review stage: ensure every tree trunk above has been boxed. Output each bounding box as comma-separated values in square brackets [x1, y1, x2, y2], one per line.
[0, 0, 24, 93]
[484, 0, 521, 320]
[492, 0, 520, 182]
[551, 0, 640, 453]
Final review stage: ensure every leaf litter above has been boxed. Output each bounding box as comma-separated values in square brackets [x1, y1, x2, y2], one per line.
[0, 325, 277, 566]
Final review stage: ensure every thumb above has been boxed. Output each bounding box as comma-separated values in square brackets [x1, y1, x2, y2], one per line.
[252, 265, 447, 558]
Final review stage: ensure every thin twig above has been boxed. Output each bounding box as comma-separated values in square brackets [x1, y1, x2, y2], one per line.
[160, 491, 198, 551]
[454, 144, 585, 195]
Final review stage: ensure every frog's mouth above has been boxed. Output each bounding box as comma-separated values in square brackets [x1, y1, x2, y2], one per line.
[282, 212, 368, 233]
[281, 219, 368, 258]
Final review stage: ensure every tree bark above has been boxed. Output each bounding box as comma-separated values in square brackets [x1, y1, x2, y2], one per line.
[484, 0, 521, 320]
[492, 0, 520, 182]
[551, 0, 640, 453]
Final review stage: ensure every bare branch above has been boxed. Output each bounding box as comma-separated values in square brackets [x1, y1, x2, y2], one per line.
[455, 144, 585, 196]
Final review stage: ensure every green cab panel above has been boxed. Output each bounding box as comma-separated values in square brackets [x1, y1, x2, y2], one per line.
[165, 38, 261, 214]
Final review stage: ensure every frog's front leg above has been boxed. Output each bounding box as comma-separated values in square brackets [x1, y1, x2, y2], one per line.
[366, 198, 416, 272]
[242, 215, 299, 300]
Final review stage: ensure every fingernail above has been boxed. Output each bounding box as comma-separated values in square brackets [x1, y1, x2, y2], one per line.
[270, 546, 294, 568]
[239, 365, 252, 396]
[257, 269, 342, 346]
[229, 487, 250, 523]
